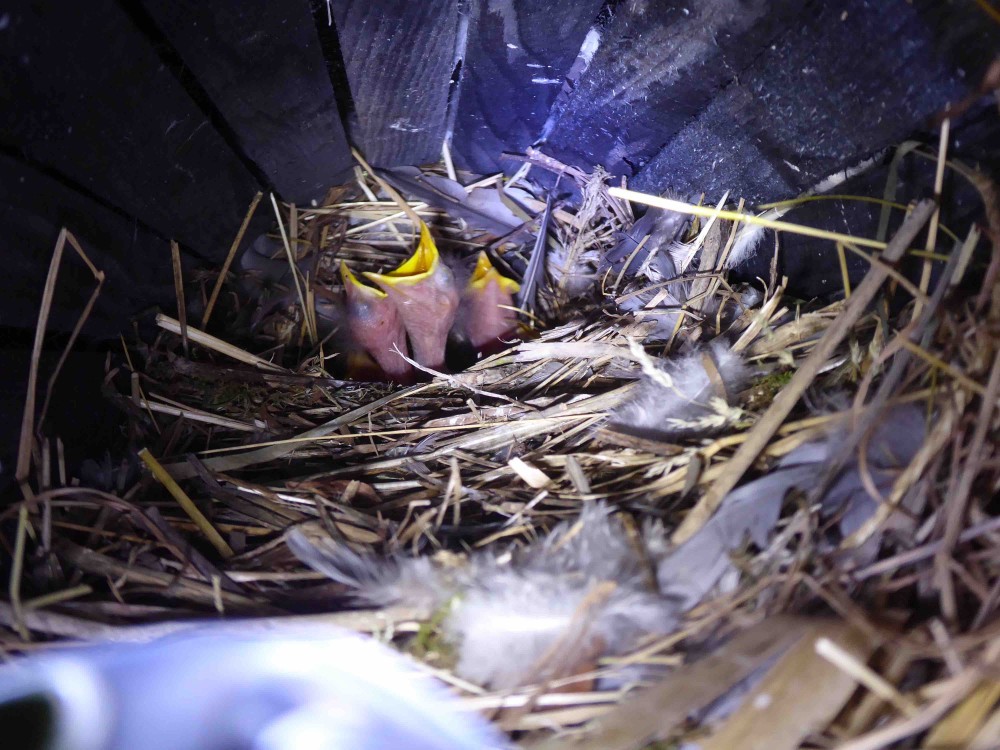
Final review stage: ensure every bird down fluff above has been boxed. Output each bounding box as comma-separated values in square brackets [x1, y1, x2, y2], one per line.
[611, 341, 749, 435]
[289, 407, 924, 691]
[289, 504, 678, 690]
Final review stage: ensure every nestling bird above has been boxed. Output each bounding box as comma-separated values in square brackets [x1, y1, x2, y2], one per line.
[336, 222, 521, 380]
[240, 220, 522, 382]
[339, 261, 413, 383]
[452, 251, 521, 357]
[362, 222, 461, 371]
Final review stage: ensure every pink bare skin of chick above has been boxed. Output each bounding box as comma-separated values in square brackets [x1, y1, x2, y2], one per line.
[340, 261, 414, 384]
[458, 251, 521, 357]
[364, 223, 459, 371]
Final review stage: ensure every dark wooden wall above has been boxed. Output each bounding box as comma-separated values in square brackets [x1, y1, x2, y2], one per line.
[0, 0, 354, 336]
[629, 0, 996, 202]
[330, 0, 462, 167]
[1, 0, 998, 337]
[139, 0, 354, 205]
[452, 0, 605, 175]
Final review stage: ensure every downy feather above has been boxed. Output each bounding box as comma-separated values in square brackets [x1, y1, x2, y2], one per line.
[611, 341, 749, 436]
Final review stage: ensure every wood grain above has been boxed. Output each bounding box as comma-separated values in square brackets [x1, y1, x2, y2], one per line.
[451, 0, 604, 175]
[543, 0, 801, 182]
[0, 0, 261, 258]
[633, 0, 996, 202]
[140, 0, 354, 204]
[331, 0, 462, 167]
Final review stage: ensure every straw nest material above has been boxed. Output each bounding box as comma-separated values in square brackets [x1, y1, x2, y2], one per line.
[6, 126, 1000, 750]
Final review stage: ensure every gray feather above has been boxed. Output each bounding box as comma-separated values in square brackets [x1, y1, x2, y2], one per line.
[287, 528, 457, 610]
[656, 404, 928, 608]
[611, 342, 749, 436]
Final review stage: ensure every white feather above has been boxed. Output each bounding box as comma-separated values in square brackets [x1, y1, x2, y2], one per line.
[286, 530, 472, 611]
[546, 242, 600, 298]
[611, 341, 749, 435]
[292, 505, 676, 689]
[448, 572, 675, 689]
[289, 408, 927, 692]
[448, 505, 677, 688]
[725, 221, 768, 268]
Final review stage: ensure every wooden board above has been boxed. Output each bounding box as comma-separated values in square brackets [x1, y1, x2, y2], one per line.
[138, 0, 354, 205]
[450, 0, 605, 175]
[542, 0, 802, 180]
[0, 154, 175, 338]
[531, 0, 1000, 205]
[0, 0, 260, 259]
[631, 0, 995, 203]
[729, 139, 989, 301]
[698, 624, 874, 750]
[330, 0, 462, 167]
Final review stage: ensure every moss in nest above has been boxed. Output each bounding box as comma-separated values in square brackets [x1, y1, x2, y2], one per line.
[202, 381, 268, 412]
[744, 369, 793, 410]
[408, 597, 458, 668]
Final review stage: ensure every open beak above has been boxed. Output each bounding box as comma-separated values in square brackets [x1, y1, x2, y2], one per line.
[460, 252, 521, 355]
[363, 223, 459, 371]
[340, 261, 413, 383]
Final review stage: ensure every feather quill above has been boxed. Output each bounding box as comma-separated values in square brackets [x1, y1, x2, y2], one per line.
[517, 193, 552, 315]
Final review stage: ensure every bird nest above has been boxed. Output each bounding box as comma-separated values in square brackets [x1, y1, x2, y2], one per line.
[7, 131, 1000, 749]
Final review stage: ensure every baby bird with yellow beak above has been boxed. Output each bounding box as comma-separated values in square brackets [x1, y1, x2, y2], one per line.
[339, 261, 413, 384]
[455, 251, 521, 357]
[363, 222, 459, 371]
[337, 221, 522, 379]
